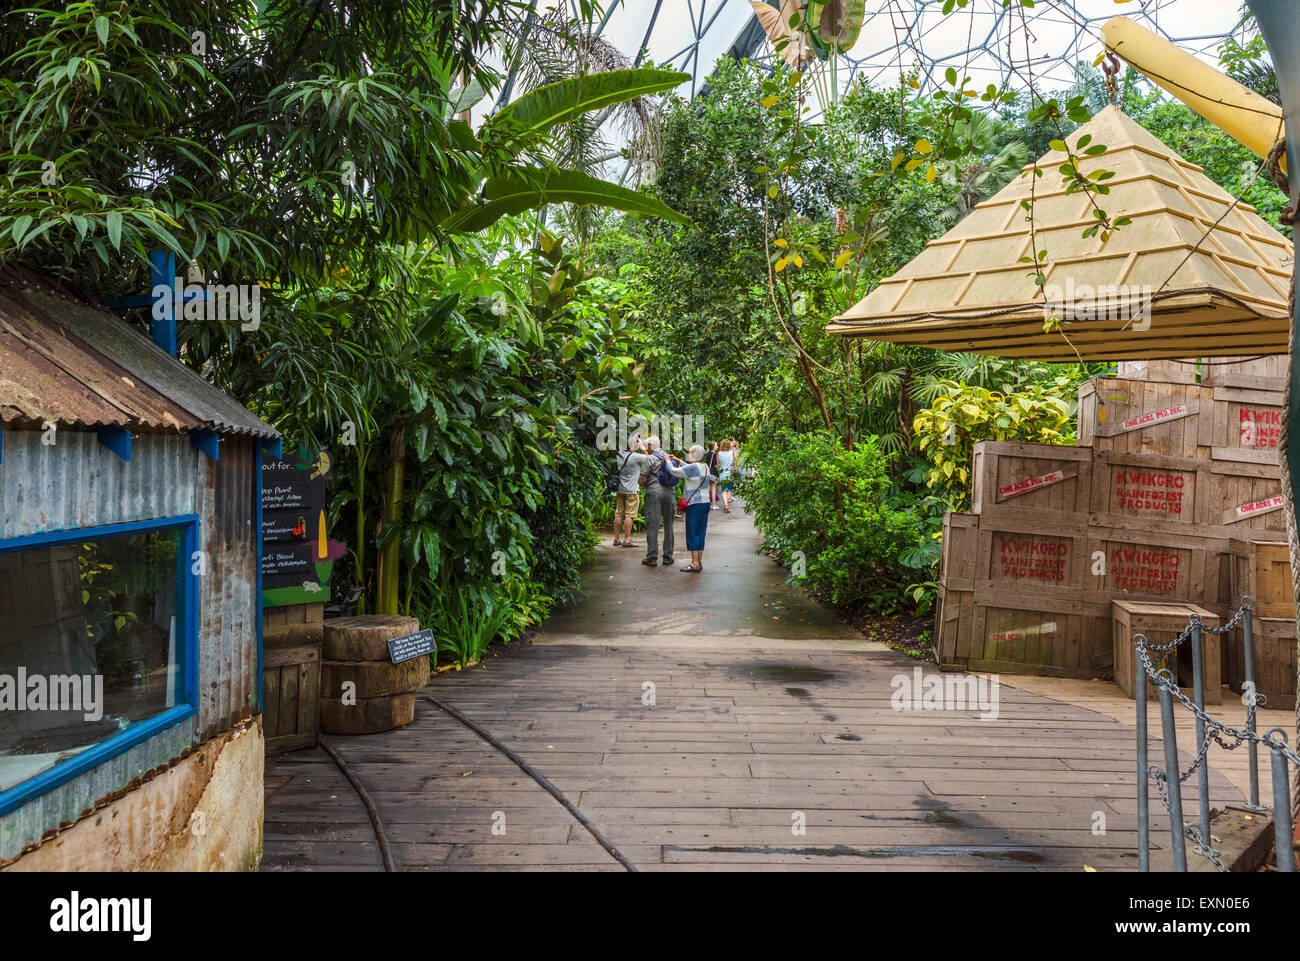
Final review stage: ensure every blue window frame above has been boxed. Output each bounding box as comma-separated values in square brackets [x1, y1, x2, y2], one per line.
[0, 515, 199, 816]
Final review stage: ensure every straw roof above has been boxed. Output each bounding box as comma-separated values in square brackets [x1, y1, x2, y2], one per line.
[828, 105, 1294, 361]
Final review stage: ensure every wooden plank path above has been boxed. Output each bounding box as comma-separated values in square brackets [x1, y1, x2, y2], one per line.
[263, 508, 1249, 872]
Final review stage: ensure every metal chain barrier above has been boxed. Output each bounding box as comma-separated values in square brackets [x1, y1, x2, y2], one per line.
[1134, 598, 1297, 872]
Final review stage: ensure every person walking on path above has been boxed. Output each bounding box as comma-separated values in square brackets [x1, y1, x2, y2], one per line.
[716, 438, 738, 513]
[613, 435, 653, 548]
[706, 440, 721, 511]
[664, 445, 712, 572]
[641, 435, 676, 567]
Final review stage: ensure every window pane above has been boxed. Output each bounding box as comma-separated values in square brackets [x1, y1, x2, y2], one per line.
[0, 528, 183, 792]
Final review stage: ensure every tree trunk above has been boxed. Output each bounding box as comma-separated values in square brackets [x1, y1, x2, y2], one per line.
[375, 419, 407, 616]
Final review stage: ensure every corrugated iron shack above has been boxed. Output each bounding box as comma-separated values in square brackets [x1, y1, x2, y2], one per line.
[0, 268, 277, 870]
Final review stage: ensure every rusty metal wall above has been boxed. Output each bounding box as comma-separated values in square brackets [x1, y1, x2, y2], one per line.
[198, 435, 259, 738]
[0, 429, 259, 859]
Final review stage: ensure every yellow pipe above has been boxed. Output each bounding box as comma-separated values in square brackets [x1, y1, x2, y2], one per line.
[1101, 15, 1285, 168]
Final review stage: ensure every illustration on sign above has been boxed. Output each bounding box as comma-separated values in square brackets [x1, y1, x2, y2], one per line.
[262, 443, 347, 607]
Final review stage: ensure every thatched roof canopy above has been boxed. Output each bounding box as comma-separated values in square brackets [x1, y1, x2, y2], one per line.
[828, 106, 1293, 361]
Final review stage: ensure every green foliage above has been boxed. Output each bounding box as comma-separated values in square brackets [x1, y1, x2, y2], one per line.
[442, 166, 690, 233]
[741, 430, 928, 614]
[912, 378, 1077, 508]
[427, 584, 517, 669]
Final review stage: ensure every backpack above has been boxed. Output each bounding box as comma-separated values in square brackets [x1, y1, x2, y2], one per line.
[651, 451, 675, 488]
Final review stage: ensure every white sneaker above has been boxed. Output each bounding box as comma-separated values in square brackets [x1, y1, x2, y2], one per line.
[711, 505, 720, 511]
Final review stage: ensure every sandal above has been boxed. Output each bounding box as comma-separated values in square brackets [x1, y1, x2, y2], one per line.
[680, 564, 702, 573]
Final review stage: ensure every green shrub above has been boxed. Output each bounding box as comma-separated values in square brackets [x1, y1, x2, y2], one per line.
[740, 430, 928, 614]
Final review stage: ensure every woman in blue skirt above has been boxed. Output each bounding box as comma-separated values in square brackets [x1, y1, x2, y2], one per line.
[664, 445, 712, 573]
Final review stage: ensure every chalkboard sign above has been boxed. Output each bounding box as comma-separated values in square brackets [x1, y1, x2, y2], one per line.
[261, 446, 342, 605]
[388, 629, 436, 664]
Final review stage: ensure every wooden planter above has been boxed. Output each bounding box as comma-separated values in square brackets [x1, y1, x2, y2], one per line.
[319, 615, 429, 735]
[1225, 615, 1297, 712]
[1112, 600, 1220, 703]
[263, 642, 321, 754]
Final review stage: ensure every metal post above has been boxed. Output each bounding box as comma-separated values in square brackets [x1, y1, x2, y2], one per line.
[1190, 620, 1211, 846]
[1135, 635, 1150, 872]
[1243, 601, 1262, 809]
[1267, 730, 1295, 872]
[1159, 683, 1188, 871]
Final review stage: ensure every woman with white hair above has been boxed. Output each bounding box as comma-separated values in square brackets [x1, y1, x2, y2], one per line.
[663, 444, 712, 573]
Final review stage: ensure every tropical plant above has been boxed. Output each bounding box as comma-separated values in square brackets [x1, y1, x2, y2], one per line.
[912, 378, 1077, 509]
[740, 429, 929, 614]
[428, 586, 517, 669]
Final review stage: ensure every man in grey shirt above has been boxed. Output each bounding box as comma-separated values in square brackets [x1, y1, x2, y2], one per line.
[613, 436, 654, 548]
[639, 435, 675, 566]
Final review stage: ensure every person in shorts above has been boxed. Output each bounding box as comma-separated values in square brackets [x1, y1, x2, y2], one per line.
[613, 435, 653, 547]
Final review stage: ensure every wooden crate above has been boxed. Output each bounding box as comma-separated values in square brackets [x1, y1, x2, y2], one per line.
[1117, 358, 1199, 384]
[940, 512, 979, 591]
[1086, 527, 1216, 606]
[973, 516, 1087, 600]
[1201, 354, 1289, 392]
[1112, 601, 1221, 703]
[1078, 377, 1213, 458]
[1229, 538, 1294, 619]
[934, 586, 974, 670]
[263, 642, 321, 754]
[1208, 386, 1285, 465]
[1090, 450, 1200, 530]
[1226, 615, 1297, 712]
[1209, 460, 1286, 536]
[955, 598, 1114, 678]
[970, 441, 1091, 517]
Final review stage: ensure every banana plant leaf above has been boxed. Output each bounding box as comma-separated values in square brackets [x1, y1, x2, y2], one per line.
[808, 0, 865, 52]
[442, 166, 691, 234]
[484, 68, 689, 147]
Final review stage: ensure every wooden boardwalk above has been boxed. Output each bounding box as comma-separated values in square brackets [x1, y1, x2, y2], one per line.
[264, 509, 1253, 872]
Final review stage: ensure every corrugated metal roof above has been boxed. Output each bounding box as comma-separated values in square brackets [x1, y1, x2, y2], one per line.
[0, 267, 277, 439]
